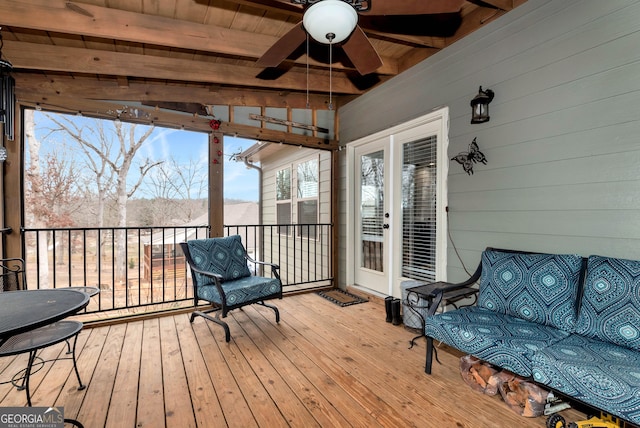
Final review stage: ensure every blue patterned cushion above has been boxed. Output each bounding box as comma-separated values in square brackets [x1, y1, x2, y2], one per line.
[197, 275, 281, 306]
[575, 255, 640, 352]
[532, 334, 640, 425]
[186, 235, 251, 283]
[478, 250, 583, 332]
[425, 306, 570, 377]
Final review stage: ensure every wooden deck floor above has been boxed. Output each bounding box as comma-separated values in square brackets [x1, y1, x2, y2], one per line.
[0, 292, 586, 427]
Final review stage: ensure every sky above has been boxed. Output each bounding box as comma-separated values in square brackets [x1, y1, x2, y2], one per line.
[220, 135, 260, 202]
[29, 111, 260, 202]
[137, 127, 259, 201]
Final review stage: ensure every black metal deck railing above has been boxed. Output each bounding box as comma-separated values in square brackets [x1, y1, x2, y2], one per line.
[20, 224, 333, 318]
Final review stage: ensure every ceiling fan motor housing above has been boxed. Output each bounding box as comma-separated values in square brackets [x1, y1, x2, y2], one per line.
[302, 0, 359, 44]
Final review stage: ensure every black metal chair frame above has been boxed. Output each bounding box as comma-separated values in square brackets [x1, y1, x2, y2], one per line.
[0, 257, 26, 291]
[0, 320, 85, 406]
[0, 258, 87, 406]
[180, 241, 283, 342]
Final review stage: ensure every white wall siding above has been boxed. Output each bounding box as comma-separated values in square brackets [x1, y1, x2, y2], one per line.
[339, 0, 640, 284]
[259, 146, 332, 288]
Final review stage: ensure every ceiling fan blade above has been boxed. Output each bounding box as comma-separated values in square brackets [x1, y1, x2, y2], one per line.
[342, 25, 383, 75]
[367, 0, 465, 15]
[256, 21, 306, 68]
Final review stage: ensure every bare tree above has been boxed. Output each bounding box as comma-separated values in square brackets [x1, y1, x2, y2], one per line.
[24, 109, 50, 287]
[142, 157, 207, 224]
[27, 151, 82, 225]
[44, 115, 161, 281]
[75, 123, 117, 228]
[25, 114, 84, 285]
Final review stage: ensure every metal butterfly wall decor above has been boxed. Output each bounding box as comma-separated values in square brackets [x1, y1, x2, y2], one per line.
[451, 137, 487, 175]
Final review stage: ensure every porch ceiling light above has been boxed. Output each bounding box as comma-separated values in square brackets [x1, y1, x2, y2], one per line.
[303, 0, 358, 44]
[470, 86, 494, 124]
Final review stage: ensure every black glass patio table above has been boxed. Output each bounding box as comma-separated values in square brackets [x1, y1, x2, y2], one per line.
[0, 289, 90, 423]
[0, 289, 90, 345]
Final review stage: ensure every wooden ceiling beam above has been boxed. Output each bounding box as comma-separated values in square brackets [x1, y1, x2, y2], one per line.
[229, 0, 304, 14]
[397, 47, 440, 73]
[18, 96, 338, 150]
[446, 5, 507, 45]
[0, 0, 397, 75]
[3, 41, 362, 95]
[14, 73, 340, 109]
[361, 30, 448, 49]
[475, 0, 514, 11]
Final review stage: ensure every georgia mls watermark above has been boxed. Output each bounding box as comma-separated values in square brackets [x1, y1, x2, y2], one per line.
[0, 407, 64, 428]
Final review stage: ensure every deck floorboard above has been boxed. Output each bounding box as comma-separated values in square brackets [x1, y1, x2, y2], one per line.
[0, 293, 586, 427]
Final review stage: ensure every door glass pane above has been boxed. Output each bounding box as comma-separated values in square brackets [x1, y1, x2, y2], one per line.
[402, 136, 437, 281]
[360, 150, 384, 272]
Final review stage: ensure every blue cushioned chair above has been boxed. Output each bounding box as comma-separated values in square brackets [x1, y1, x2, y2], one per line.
[180, 235, 283, 342]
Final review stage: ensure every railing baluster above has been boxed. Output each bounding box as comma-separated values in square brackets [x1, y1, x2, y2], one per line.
[97, 230, 102, 300]
[125, 228, 129, 305]
[35, 231, 41, 290]
[51, 229, 56, 289]
[67, 229, 72, 289]
[21, 223, 333, 317]
[111, 228, 115, 310]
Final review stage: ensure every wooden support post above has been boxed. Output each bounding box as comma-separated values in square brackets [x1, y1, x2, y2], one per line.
[331, 148, 339, 288]
[3, 105, 23, 259]
[209, 132, 224, 237]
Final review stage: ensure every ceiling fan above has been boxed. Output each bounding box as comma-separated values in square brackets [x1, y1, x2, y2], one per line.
[256, 0, 465, 75]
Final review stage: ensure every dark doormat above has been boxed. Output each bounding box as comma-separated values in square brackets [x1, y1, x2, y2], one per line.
[317, 289, 368, 307]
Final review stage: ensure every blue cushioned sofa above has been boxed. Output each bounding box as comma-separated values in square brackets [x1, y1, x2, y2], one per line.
[424, 248, 640, 425]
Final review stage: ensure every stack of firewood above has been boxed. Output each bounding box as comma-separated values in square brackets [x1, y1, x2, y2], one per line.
[459, 355, 547, 417]
[459, 355, 513, 395]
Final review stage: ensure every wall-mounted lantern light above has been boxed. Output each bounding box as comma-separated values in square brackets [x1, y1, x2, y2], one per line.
[470, 86, 494, 124]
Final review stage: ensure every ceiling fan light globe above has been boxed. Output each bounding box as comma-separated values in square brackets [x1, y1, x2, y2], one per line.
[303, 0, 358, 44]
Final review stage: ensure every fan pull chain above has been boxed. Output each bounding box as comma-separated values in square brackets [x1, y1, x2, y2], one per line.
[328, 41, 333, 110]
[306, 33, 310, 109]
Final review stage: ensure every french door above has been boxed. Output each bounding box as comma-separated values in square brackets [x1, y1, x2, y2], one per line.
[350, 110, 449, 297]
[354, 141, 390, 293]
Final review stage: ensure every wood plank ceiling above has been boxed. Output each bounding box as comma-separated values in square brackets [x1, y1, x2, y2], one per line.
[0, 0, 526, 139]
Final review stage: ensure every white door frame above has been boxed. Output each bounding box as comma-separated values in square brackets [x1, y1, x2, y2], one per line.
[352, 140, 392, 295]
[346, 108, 450, 297]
